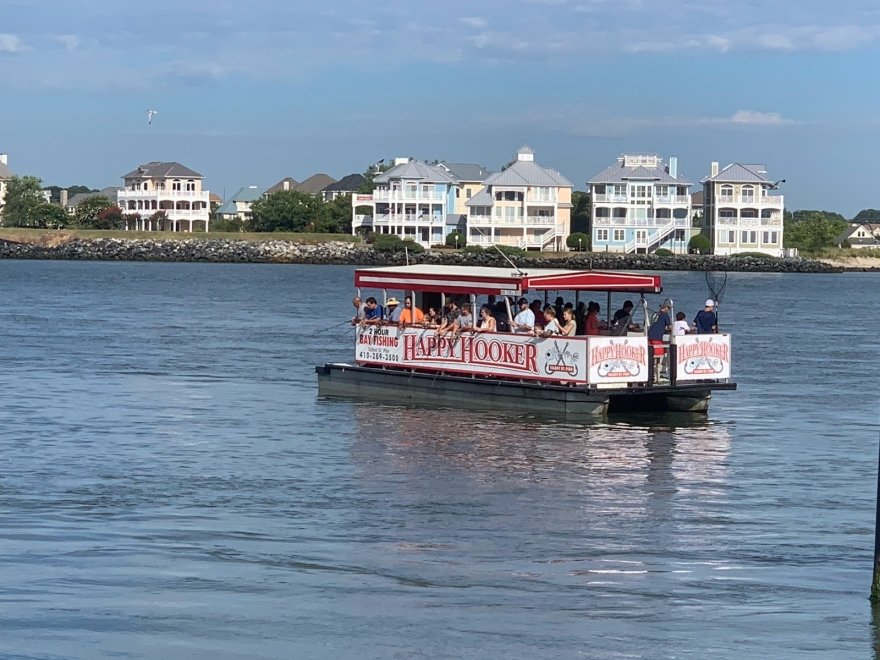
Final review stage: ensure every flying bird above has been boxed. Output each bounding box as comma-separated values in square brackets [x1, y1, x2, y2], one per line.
[147, 109, 158, 125]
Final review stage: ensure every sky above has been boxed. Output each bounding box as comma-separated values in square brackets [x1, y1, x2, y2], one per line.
[1, 0, 878, 216]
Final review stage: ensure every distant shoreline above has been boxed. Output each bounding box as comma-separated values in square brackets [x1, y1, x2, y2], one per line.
[0, 234, 855, 273]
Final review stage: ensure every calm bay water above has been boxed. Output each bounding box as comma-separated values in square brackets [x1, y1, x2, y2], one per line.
[0, 260, 878, 659]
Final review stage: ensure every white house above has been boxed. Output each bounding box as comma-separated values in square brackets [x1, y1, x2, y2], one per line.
[215, 186, 264, 223]
[351, 157, 461, 246]
[117, 161, 211, 232]
[702, 162, 784, 256]
[465, 146, 573, 251]
[0, 153, 11, 218]
[588, 154, 693, 254]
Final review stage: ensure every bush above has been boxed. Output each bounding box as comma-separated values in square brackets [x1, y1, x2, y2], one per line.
[688, 234, 711, 255]
[445, 231, 466, 248]
[372, 234, 404, 252]
[461, 245, 484, 254]
[653, 248, 674, 257]
[364, 231, 378, 244]
[494, 244, 526, 257]
[211, 217, 248, 232]
[401, 239, 424, 254]
[566, 232, 590, 251]
[732, 251, 777, 259]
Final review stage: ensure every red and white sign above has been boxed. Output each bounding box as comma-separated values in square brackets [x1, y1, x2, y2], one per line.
[586, 336, 649, 384]
[355, 326, 588, 384]
[672, 334, 732, 381]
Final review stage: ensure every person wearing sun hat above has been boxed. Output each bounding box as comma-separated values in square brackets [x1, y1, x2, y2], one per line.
[693, 299, 719, 334]
[385, 297, 402, 323]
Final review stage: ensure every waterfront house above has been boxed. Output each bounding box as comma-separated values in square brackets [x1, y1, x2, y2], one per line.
[702, 162, 784, 257]
[0, 153, 11, 218]
[836, 223, 880, 249]
[66, 187, 121, 214]
[588, 154, 693, 254]
[321, 173, 366, 202]
[215, 186, 264, 223]
[117, 161, 211, 232]
[351, 157, 461, 246]
[465, 146, 572, 251]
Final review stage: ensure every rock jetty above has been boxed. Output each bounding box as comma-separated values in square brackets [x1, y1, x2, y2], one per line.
[0, 237, 842, 273]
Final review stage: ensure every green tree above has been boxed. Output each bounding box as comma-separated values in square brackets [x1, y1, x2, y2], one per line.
[689, 234, 711, 254]
[318, 193, 353, 233]
[72, 195, 115, 228]
[854, 209, 880, 223]
[786, 209, 847, 224]
[566, 232, 589, 251]
[783, 216, 848, 250]
[42, 204, 69, 228]
[2, 175, 48, 227]
[250, 190, 327, 232]
[445, 231, 466, 248]
[570, 191, 591, 233]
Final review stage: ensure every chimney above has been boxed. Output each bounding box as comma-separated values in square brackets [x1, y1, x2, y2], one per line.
[0, 154, 7, 166]
[393, 157, 409, 166]
[60, 189, 69, 207]
[710, 161, 719, 178]
[668, 156, 678, 180]
[283, 180, 290, 191]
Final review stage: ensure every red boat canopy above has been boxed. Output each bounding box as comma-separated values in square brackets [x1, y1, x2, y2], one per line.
[354, 265, 662, 296]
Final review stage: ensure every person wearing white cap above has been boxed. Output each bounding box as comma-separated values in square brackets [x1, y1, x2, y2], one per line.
[692, 299, 718, 334]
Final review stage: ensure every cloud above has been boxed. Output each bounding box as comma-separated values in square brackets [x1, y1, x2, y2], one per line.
[0, 33, 25, 54]
[54, 34, 80, 51]
[460, 16, 488, 29]
[727, 110, 795, 126]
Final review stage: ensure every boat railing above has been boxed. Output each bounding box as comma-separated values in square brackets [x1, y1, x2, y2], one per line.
[353, 325, 731, 388]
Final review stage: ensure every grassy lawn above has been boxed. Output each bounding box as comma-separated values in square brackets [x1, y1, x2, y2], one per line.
[0, 228, 361, 245]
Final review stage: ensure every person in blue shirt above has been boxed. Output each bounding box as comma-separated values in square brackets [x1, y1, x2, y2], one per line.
[385, 297, 402, 323]
[693, 299, 718, 334]
[363, 297, 384, 324]
[648, 302, 672, 382]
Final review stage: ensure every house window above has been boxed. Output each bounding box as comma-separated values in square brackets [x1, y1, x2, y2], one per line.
[612, 184, 626, 197]
[741, 185, 755, 202]
[741, 231, 748, 243]
[720, 185, 733, 199]
[613, 229, 625, 241]
[172, 179, 182, 191]
[763, 231, 779, 244]
[727, 231, 736, 243]
[142, 182, 149, 190]
[596, 229, 609, 241]
[186, 180, 196, 192]
[465, 188, 472, 198]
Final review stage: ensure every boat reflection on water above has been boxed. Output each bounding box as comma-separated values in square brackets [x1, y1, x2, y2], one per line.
[348, 401, 732, 490]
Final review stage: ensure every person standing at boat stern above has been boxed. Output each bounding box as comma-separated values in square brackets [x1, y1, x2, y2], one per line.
[648, 302, 672, 381]
[693, 299, 719, 334]
[510, 297, 535, 333]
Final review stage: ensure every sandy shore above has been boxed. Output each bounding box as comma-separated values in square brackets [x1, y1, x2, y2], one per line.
[818, 256, 880, 270]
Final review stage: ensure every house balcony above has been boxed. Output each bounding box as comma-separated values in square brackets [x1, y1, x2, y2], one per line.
[372, 189, 445, 202]
[716, 194, 784, 207]
[355, 213, 445, 226]
[593, 216, 691, 228]
[593, 194, 628, 203]
[654, 195, 690, 205]
[119, 190, 209, 200]
[526, 215, 558, 225]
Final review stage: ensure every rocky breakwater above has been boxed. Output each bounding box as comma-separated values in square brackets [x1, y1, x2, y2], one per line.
[0, 237, 842, 273]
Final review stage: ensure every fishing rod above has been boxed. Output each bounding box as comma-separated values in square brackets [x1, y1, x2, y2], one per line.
[705, 270, 728, 326]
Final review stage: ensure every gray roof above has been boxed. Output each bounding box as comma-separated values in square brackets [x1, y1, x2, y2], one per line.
[588, 161, 692, 185]
[295, 173, 336, 194]
[375, 159, 458, 184]
[67, 187, 120, 208]
[230, 186, 264, 202]
[265, 177, 299, 194]
[216, 200, 238, 215]
[322, 173, 366, 192]
[122, 161, 203, 179]
[703, 163, 770, 184]
[441, 162, 493, 181]
[465, 189, 493, 207]
[483, 159, 573, 188]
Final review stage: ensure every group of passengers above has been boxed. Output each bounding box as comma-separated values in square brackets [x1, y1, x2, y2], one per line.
[353, 294, 719, 339]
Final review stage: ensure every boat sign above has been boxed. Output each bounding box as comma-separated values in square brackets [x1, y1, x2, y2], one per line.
[587, 336, 649, 384]
[672, 334, 732, 381]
